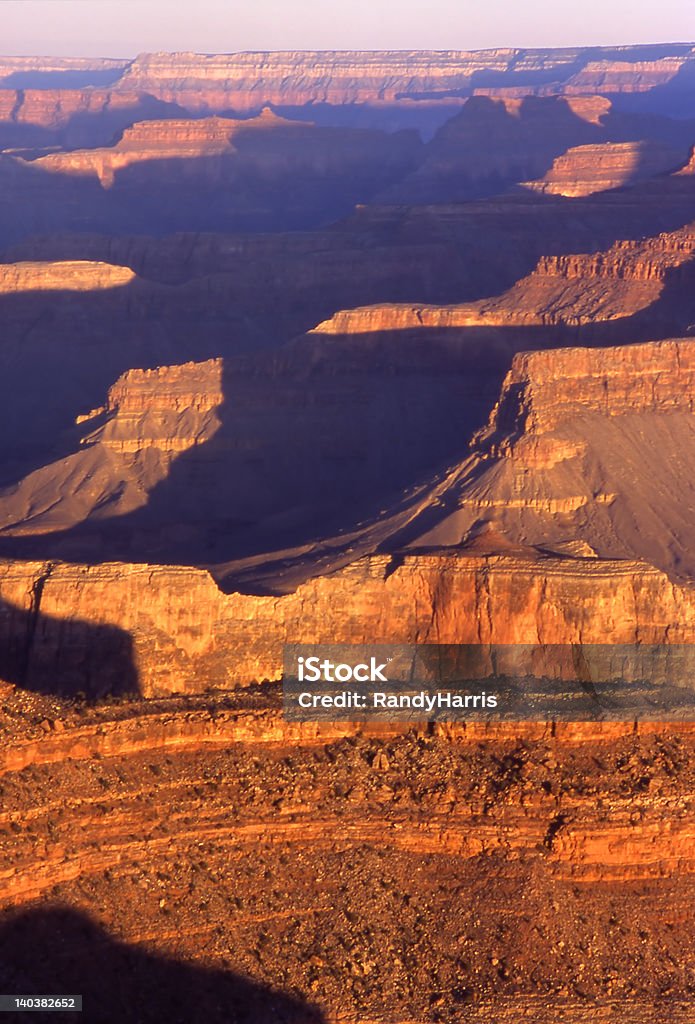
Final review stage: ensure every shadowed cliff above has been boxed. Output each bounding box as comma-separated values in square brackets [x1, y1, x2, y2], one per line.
[0, 905, 325, 1023]
[0, 587, 138, 698]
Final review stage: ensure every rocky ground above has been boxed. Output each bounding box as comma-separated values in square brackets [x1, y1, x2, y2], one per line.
[0, 689, 693, 1022]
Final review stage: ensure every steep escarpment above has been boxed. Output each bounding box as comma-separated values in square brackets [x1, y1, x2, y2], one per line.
[0, 259, 136, 292]
[30, 108, 420, 181]
[390, 340, 695, 583]
[377, 94, 695, 204]
[3, 544, 695, 698]
[0, 110, 422, 238]
[379, 95, 607, 203]
[5, 332, 695, 695]
[526, 140, 688, 197]
[0, 89, 185, 149]
[0, 361, 223, 538]
[113, 46, 695, 111]
[306, 219, 695, 338]
[471, 227, 695, 328]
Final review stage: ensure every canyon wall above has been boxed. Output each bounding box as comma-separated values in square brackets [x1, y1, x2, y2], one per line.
[30, 110, 422, 190]
[114, 47, 695, 110]
[3, 341, 695, 696]
[488, 339, 695, 433]
[526, 140, 687, 197]
[307, 221, 695, 335]
[0, 360, 224, 537]
[2, 550, 695, 698]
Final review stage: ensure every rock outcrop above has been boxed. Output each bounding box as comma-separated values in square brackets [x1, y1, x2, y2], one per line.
[379, 93, 695, 204]
[5, 549, 695, 698]
[0, 361, 223, 537]
[0, 259, 135, 292]
[114, 47, 695, 111]
[28, 110, 421, 192]
[526, 139, 687, 196]
[2, 342, 695, 695]
[307, 220, 695, 334]
[390, 340, 695, 583]
[0, 89, 185, 149]
[0, 110, 422, 237]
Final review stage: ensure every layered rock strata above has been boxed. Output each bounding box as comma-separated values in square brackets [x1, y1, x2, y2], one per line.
[0, 694, 693, 1023]
[0, 361, 223, 538]
[114, 47, 695, 110]
[526, 140, 687, 197]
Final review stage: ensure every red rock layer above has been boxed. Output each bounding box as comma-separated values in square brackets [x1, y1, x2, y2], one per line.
[1, 551, 695, 697]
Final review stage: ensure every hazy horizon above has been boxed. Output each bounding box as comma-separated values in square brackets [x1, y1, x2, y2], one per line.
[3, 0, 694, 59]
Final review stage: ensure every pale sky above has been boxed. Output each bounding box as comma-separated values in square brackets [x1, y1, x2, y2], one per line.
[2, 0, 694, 58]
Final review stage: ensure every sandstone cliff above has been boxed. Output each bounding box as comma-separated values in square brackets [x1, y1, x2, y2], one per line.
[389, 340, 695, 584]
[308, 220, 695, 334]
[525, 140, 687, 197]
[0, 360, 223, 537]
[2, 549, 695, 698]
[28, 109, 421, 188]
[0, 259, 135, 292]
[378, 93, 695, 204]
[113, 47, 695, 111]
[2, 343, 695, 696]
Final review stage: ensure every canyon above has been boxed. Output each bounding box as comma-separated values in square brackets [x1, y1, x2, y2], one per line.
[1, 43, 695, 1024]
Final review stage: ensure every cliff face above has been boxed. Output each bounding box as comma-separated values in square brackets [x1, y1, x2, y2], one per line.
[308, 220, 695, 335]
[0, 88, 180, 130]
[2, 550, 695, 697]
[391, 340, 695, 584]
[487, 340, 695, 432]
[377, 92, 695, 204]
[3, 343, 695, 696]
[30, 110, 421, 189]
[0, 110, 422, 238]
[0, 260, 135, 292]
[562, 58, 689, 94]
[526, 140, 687, 197]
[112, 49, 557, 109]
[113, 47, 695, 110]
[0, 87, 187, 152]
[0, 56, 128, 78]
[379, 95, 607, 203]
[0, 361, 223, 537]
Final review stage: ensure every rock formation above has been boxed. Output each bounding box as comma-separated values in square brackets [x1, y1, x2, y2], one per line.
[29, 109, 422, 192]
[0, 360, 223, 537]
[114, 47, 695, 111]
[0, 89, 185, 149]
[525, 140, 687, 196]
[2, 341, 695, 696]
[2, 45, 695, 1024]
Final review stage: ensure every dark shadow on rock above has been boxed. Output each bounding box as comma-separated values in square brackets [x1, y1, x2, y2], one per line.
[0, 239, 694, 582]
[0, 119, 423, 247]
[0, 590, 139, 698]
[0, 92, 188, 154]
[609, 57, 695, 120]
[0, 69, 127, 90]
[379, 93, 695, 206]
[0, 905, 325, 1023]
[0, 166, 693, 489]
